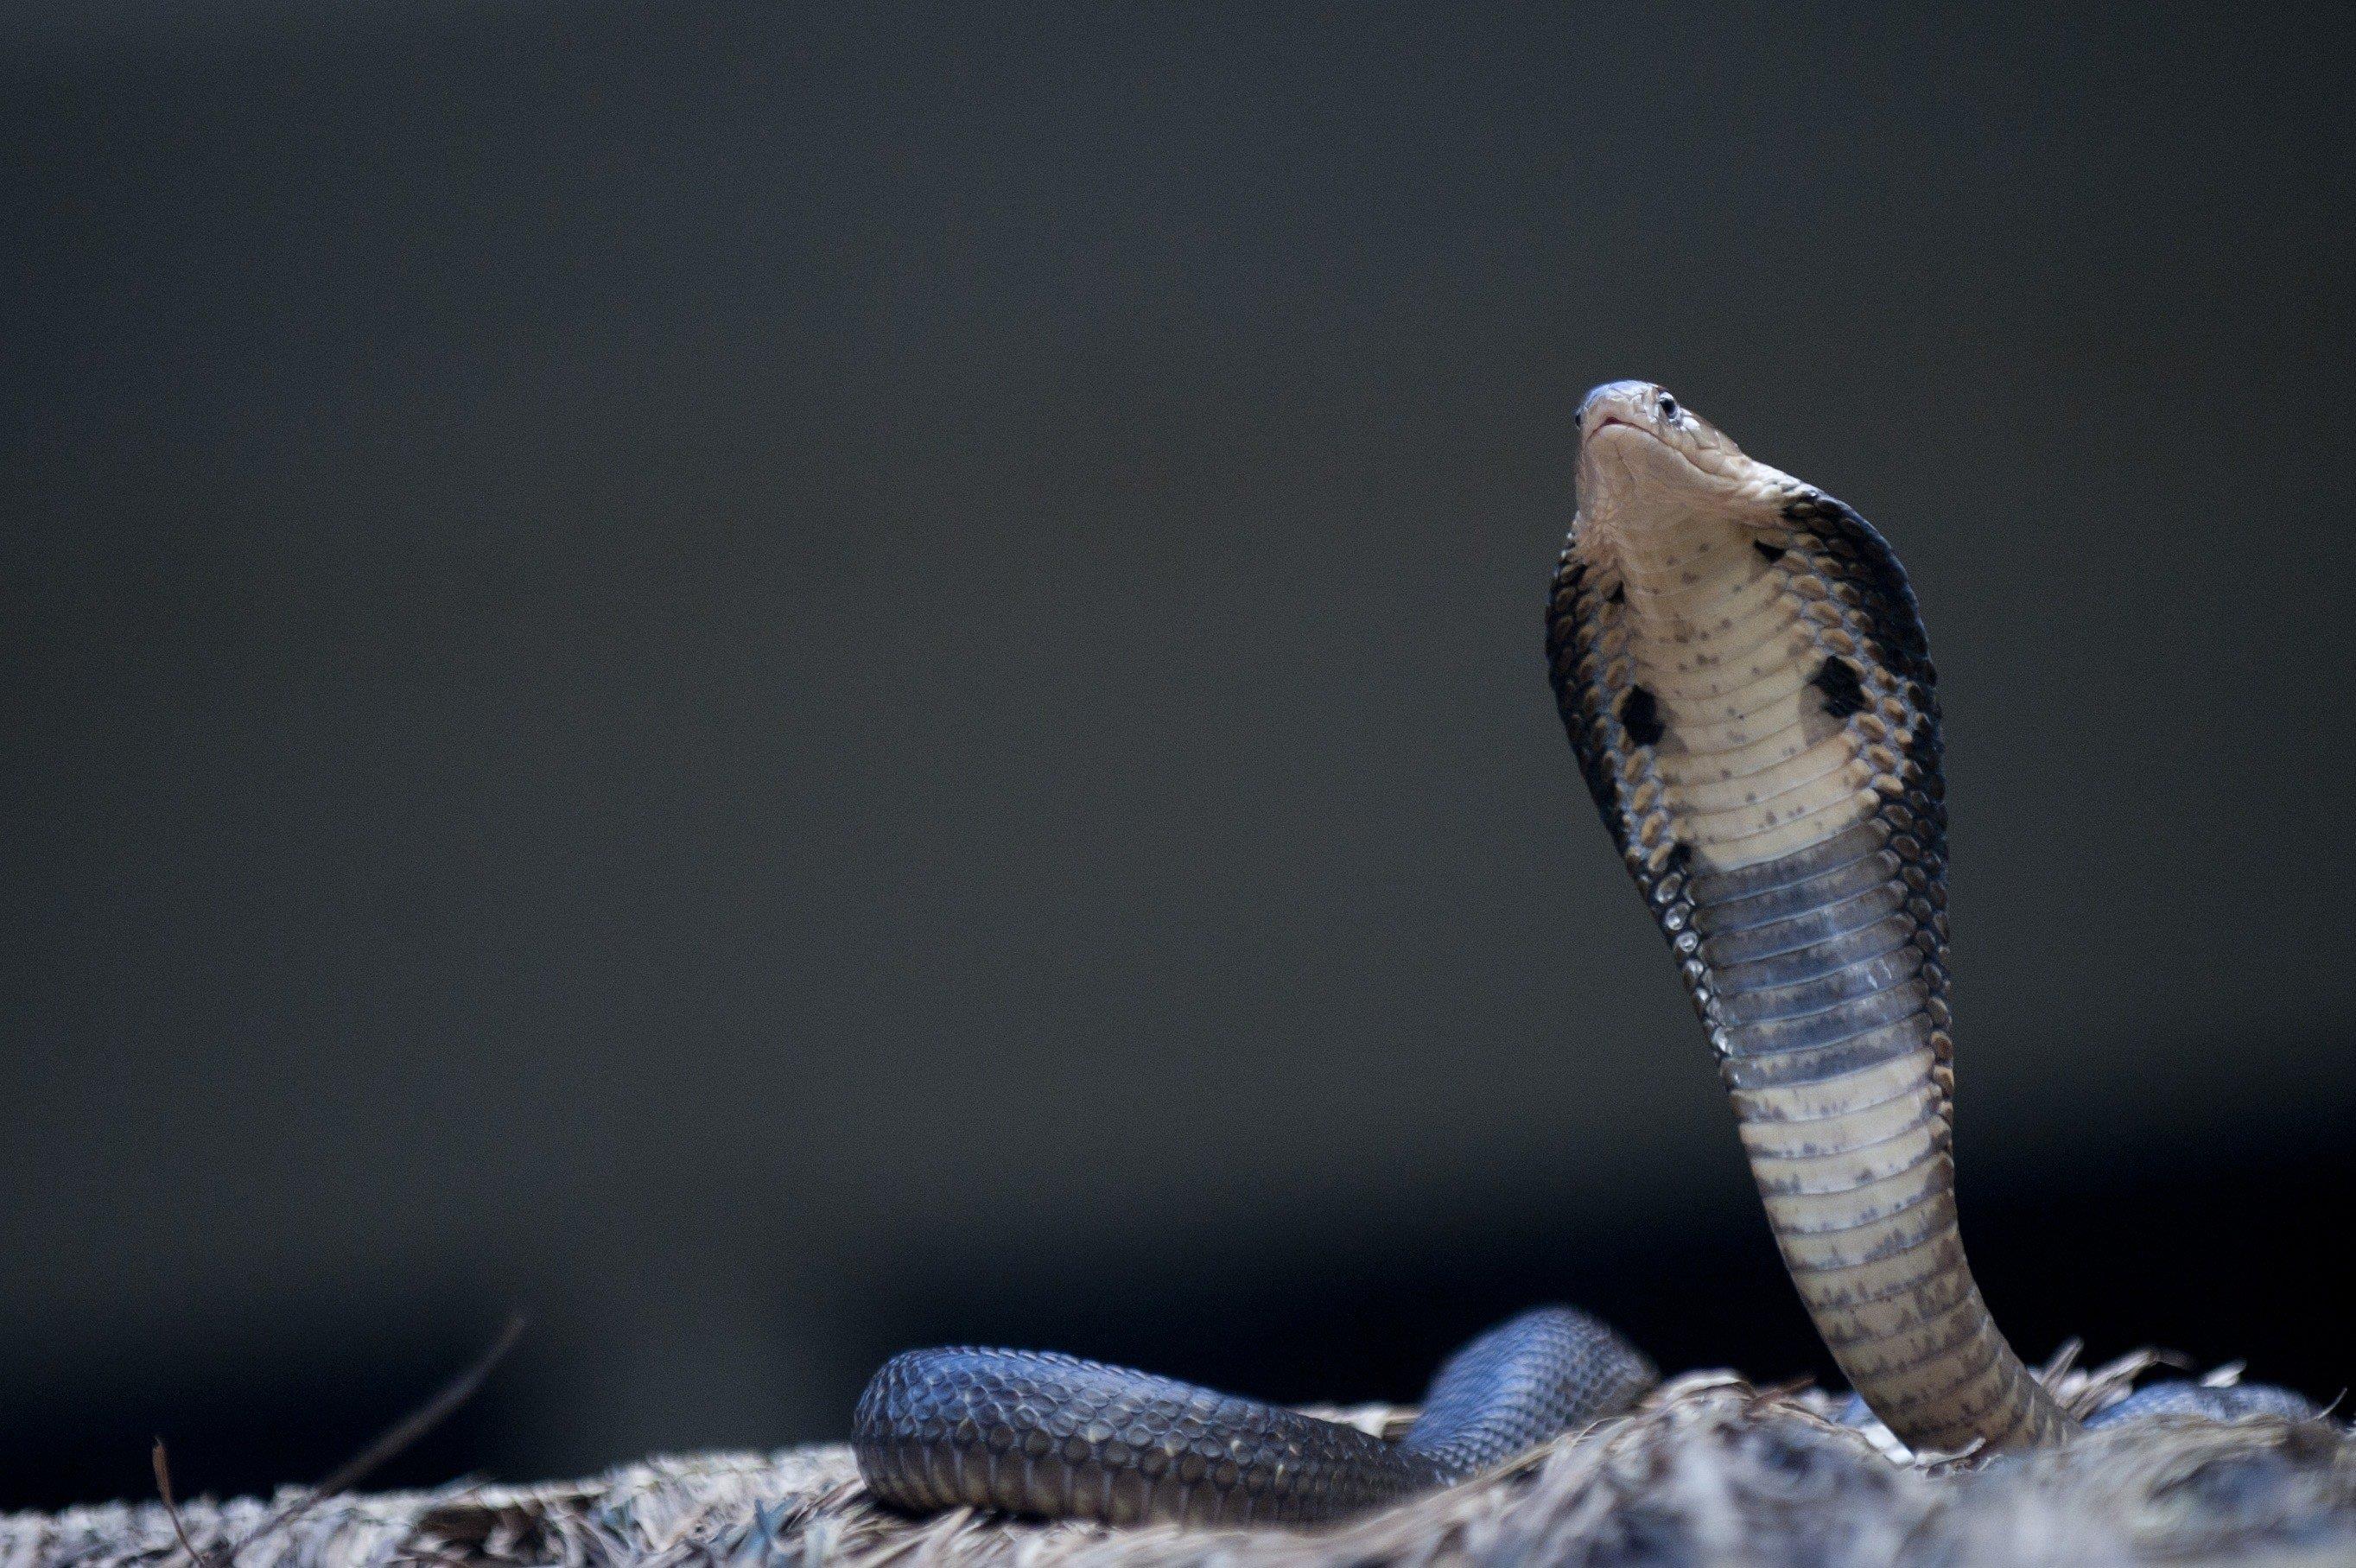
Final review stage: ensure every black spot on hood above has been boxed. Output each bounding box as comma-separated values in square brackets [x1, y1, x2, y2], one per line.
[1621, 686, 1666, 746]
[1812, 657, 1867, 719]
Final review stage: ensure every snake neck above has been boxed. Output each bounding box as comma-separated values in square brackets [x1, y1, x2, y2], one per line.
[1550, 458, 2073, 1453]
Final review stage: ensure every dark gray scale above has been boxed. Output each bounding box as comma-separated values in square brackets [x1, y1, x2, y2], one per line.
[855, 1348, 1438, 1525]
[1546, 549, 1635, 847]
[2086, 1381, 2325, 1428]
[854, 1307, 1655, 1527]
[1688, 830, 1902, 936]
[1717, 1016, 1936, 1091]
[1544, 534, 1693, 923]
[1700, 880, 1909, 969]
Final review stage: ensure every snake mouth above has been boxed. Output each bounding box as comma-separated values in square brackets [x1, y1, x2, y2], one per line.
[1585, 416, 1715, 488]
[1590, 416, 1692, 457]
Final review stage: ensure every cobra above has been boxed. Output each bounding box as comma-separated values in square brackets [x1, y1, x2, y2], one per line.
[1550, 379, 2054, 1451]
[850, 381, 2311, 1526]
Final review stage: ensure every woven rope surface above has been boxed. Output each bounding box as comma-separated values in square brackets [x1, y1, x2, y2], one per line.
[9, 1371, 2352, 1568]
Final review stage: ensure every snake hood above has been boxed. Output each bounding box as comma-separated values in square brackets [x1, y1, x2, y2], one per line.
[1549, 381, 2073, 1452]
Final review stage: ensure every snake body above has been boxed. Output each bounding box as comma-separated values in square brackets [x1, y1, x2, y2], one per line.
[854, 380, 2312, 1527]
[853, 1307, 1653, 1526]
[1544, 381, 2070, 1452]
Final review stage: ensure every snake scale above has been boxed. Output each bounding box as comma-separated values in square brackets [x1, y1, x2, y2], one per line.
[851, 382, 2315, 1527]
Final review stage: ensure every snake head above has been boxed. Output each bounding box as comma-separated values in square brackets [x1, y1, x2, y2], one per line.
[1574, 381, 1777, 529]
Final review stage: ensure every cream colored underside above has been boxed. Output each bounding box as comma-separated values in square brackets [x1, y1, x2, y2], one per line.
[1578, 463, 2072, 1452]
[1616, 513, 1875, 874]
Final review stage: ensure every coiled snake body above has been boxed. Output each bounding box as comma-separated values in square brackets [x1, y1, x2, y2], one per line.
[852, 381, 2309, 1526]
[854, 1306, 1654, 1527]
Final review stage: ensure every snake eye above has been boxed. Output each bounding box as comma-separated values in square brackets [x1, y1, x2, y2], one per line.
[1572, 409, 1583, 431]
[1656, 394, 1680, 421]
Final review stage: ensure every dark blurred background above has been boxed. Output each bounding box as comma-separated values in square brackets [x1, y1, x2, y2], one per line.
[5, 0, 2351, 1514]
